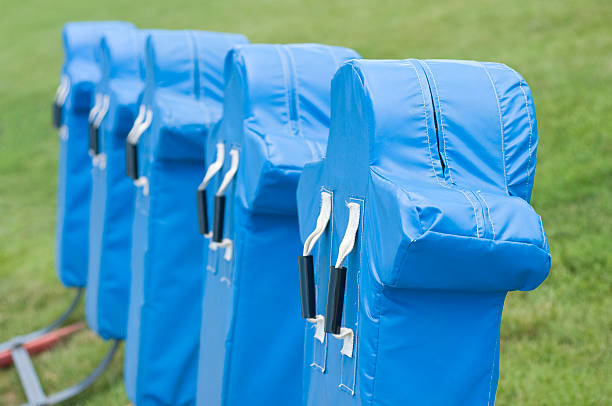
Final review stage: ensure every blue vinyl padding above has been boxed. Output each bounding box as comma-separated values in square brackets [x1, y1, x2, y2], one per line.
[124, 30, 249, 406]
[85, 27, 149, 340]
[55, 21, 135, 288]
[297, 59, 550, 405]
[195, 44, 360, 406]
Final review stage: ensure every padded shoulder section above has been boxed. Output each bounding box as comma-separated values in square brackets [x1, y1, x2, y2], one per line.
[150, 90, 209, 162]
[418, 60, 538, 201]
[221, 44, 359, 214]
[62, 21, 135, 112]
[100, 30, 148, 82]
[297, 58, 550, 293]
[481, 63, 538, 202]
[145, 31, 198, 96]
[368, 170, 550, 291]
[224, 44, 359, 140]
[324, 59, 443, 196]
[145, 30, 248, 100]
[191, 31, 249, 104]
[62, 21, 135, 64]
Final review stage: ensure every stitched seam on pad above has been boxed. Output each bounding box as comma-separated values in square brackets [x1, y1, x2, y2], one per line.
[354, 196, 364, 392]
[487, 302, 503, 405]
[368, 279, 383, 406]
[477, 191, 496, 239]
[511, 69, 534, 199]
[338, 196, 364, 395]
[460, 189, 481, 238]
[422, 61, 453, 183]
[219, 214, 247, 404]
[188, 32, 200, 98]
[275, 45, 293, 138]
[286, 48, 304, 138]
[480, 63, 509, 194]
[402, 62, 480, 238]
[404, 60, 442, 183]
[538, 215, 546, 250]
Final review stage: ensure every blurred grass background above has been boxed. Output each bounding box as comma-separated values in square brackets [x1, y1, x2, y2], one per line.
[0, 0, 610, 404]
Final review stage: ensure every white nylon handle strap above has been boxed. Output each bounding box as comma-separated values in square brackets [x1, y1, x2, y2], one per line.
[130, 109, 153, 144]
[54, 80, 64, 101]
[335, 202, 361, 268]
[55, 76, 70, 106]
[93, 95, 110, 127]
[134, 176, 149, 196]
[216, 149, 239, 196]
[307, 314, 326, 343]
[127, 105, 146, 141]
[303, 191, 332, 256]
[199, 143, 225, 190]
[89, 94, 102, 122]
[92, 153, 107, 170]
[60, 78, 70, 105]
[332, 327, 354, 357]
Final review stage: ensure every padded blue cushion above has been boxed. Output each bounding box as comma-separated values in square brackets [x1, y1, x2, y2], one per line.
[196, 44, 359, 406]
[55, 21, 135, 288]
[297, 59, 550, 405]
[124, 30, 248, 406]
[85, 27, 148, 340]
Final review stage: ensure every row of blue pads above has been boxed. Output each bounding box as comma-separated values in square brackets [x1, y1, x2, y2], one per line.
[52, 21, 550, 406]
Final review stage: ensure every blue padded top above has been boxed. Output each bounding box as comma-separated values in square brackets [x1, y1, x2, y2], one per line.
[297, 59, 550, 292]
[61, 21, 135, 112]
[140, 30, 249, 163]
[144, 30, 249, 100]
[100, 30, 148, 83]
[216, 44, 360, 214]
[98, 30, 149, 134]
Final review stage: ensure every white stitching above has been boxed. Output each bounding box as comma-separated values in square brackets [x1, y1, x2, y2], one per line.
[404, 60, 443, 184]
[286, 48, 304, 138]
[459, 189, 481, 238]
[404, 60, 480, 238]
[275, 45, 293, 136]
[337, 196, 364, 395]
[511, 69, 534, 199]
[477, 191, 496, 239]
[487, 305, 502, 405]
[480, 63, 509, 194]
[422, 61, 453, 183]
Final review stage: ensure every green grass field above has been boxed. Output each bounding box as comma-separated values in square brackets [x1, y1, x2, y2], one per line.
[0, 0, 610, 404]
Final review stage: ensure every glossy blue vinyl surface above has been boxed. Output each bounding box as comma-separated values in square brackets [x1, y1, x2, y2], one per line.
[85, 27, 148, 340]
[297, 59, 551, 405]
[55, 21, 135, 288]
[195, 44, 359, 406]
[124, 30, 248, 406]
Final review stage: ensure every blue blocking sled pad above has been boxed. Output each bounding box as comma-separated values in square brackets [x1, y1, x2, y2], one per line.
[55, 21, 134, 288]
[124, 30, 248, 406]
[195, 44, 360, 406]
[86, 26, 149, 340]
[50, 20, 550, 406]
[296, 59, 550, 405]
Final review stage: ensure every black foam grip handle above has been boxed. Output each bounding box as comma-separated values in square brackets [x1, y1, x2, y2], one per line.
[197, 188, 209, 235]
[324, 266, 347, 335]
[298, 255, 316, 319]
[53, 102, 62, 129]
[126, 141, 138, 180]
[89, 123, 99, 155]
[212, 195, 226, 243]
